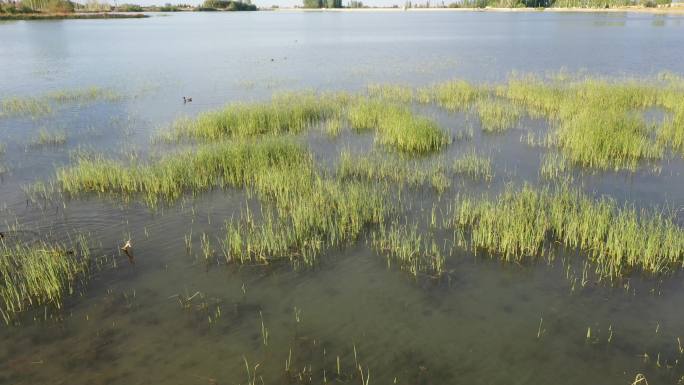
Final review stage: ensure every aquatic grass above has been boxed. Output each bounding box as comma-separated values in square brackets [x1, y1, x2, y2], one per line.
[552, 107, 662, 170]
[499, 75, 674, 170]
[0, 235, 93, 324]
[452, 185, 684, 280]
[30, 129, 67, 147]
[422, 80, 483, 111]
[56, 138, 388, 266]
[347, 99, 450, 154]
[0, 86, 120, 118]
[56, 138, 311, 206]
[366, 84, 414, 103]
[372, 219, 445, 277]
[0, 97, 52, 118]
[475, 98, 522, 133]
[658, 106, 684, 155]
[452, 152, 493, 181]
[337, 151, 450, 192]
[539, 153, 572, 180]
[222, 180, 387, 267]
[168, 92, 348, 141]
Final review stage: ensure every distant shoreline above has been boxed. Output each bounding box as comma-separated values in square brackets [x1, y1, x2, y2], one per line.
[272, 5, 684, 14]
[0, 12, 149, 20]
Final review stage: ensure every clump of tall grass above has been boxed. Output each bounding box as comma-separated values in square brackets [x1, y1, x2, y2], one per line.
[499, 76, 672, 170]
[223, 179, 386, 267]
[0, 86, 120, 118]
[57, 139, 311, 206]
[168, 92, 348, 141]
[452, 185, 684, 280]
[347, 100, 450, 154]
[452, 152, 493, 181]
[337, 151, 450, 192]
[372, 219, 445, 277]
[475, 99, 522, 133]
[420, 80, 482, 111]
[658, 106, 684, 155]
[552, 108, 661, 170]
[30, 129, 67, 147]
[540, 153, 571, 179]
[0, 235, 93, 324]
[366, 84, 414, 103]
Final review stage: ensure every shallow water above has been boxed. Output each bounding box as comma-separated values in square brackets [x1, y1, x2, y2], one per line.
[1, 10, 684, 385]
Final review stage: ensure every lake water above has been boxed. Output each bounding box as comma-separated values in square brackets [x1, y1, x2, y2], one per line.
[1, 10, 684, 385]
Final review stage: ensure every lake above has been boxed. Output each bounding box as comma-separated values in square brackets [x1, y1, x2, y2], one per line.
[1, 10, 684, 385]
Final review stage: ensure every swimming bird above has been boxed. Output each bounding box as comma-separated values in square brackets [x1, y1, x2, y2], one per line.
[121, 239, 135, 264]
[121, 239, 132, 252]
[183, 96, 193, 103]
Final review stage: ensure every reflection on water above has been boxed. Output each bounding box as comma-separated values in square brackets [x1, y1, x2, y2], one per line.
[1, 10, 684, 385]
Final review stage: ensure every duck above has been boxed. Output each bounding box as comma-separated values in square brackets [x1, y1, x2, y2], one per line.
[120, 239, 135, 264]
[183, 96, 193, 103]
[120, 239, 132, 252]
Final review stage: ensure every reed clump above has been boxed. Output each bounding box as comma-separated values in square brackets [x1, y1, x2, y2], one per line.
[475, 99, 522, 133]
[223, 179, 386, 267]
[0, 235, 92, 324]
[452, 152, 493, 181]
[57, 139, 311, 206]
[366, 84, 414, 104]
[0, 86, 120, 118]
[452, 185, 684, 280]
[499, 76, 672, 170]
[168, 92, 348, 141]
[539, 153, 571, 179]
[337, 151, 450, 192]
[421, 80, 482, 111]
[347, 99, 450, 154]
[372, 219, 445, 277]
[30, 129, 67, 147]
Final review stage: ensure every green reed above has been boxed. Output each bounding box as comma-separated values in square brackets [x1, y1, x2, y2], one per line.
[167, 92, 348, 141]
[539, 153, 571, 180]
[452, 184, 684, 280]
[337, 151, 450, 192]
[56, 138, 311, 206]
[372, 219, 445, 277]
[0, 86, 120, 118]
[347, 99, 450, 154]
[222, 175, 387, 267]
[420, 80, 483, 111]
[0, 235, 92, 324]
[452, 151, 493, 181]
[30, 129, 67, 147]
[366, 84, 414, 103]
[498, 75, 676, 170]
[475, 98, 522, 133]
